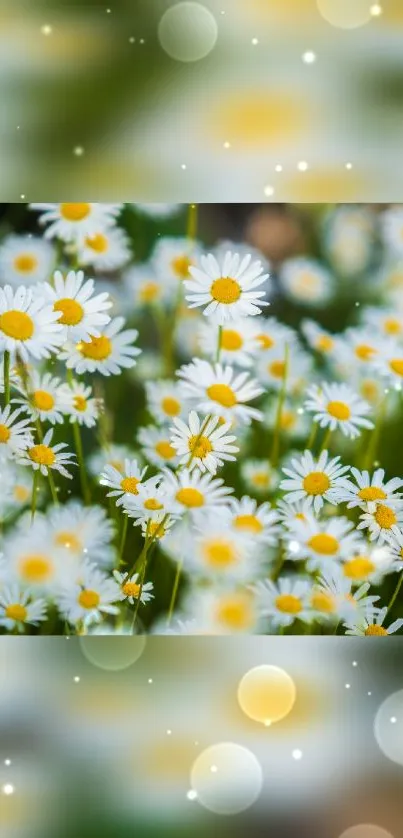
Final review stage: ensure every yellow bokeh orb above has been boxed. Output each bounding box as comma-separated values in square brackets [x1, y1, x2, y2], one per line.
[237, 665, 296, 725]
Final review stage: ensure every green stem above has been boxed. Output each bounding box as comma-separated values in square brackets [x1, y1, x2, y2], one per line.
[306, 422, 318, 451]
[118, 514, 129, 566]
[187, 203, 198, 241]
[216, 325, 223, 364]
[387, 571, 403, 616]
[167, 558, 183, 625]
[270, 343, 289, 466]
[185, 414, 212, 469]
[3, 350, 10, 406]
[73, 420, 90, 504]
[319, 427, 332, 454]
[31, 470, 39, 522]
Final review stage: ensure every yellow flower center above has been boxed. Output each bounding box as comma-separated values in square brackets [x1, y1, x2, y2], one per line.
[121, 476, 140, 495]
[78, 335, 112, 360]
[343, 556, 375, 580]
[268, 360, 285, 378]
[28, 444, 55, 467]
[171, 255, 192, 279]
[257, 333, 274, 350]
[211, 277, 241, 304]
[275, 594, 302, 614]
[122, 581, 141, 598]
[216, 597, 253, 630]
[221, 329, 243, 351]
[176, 487, 204, 507]
[148, 520, 167, 539]
[155, 441, 176, 460]
[374, 504, 397, 529]
[389, 359, 403, 377]
[54, 297, 84, 326]
[384, 318, 401, 335]
[60, 202, 91, 221]
[78, 589, 100, 609]
[14, 484, 29, 502]
[161, 396, 181, 417]
[5, 603, 28, 622]
[357, 486, 387, 502]
[355, 344, 376, 361]
[0, 424, 11, 443]
[139, 281, 160, 303]
[73, 395, 87, 411]
[296, 271, 317, 291]
[316, 335, 334, 352]
[55, 531, 82, 551]
[251, 472, 270, 488]
[303, 471, 330, 496]
[188, 434, 213, 459]
[327, 400, 351, 420]
[280, 410, 296, 430]
[206, 383, 237, 408]
[19, 554, 52, 582]
[144, 498, 164, 510]
[364, 624, 388, 636]
[0, 310, 34, 341]
[13, 253, 38, 273]
[234, 514, 263, 533]
[33, 389, 55, 411]
[308, 533, 339, 555]
[204, 539, 236, 568]
[311, 591, 335, 613]
[360, 380, 378, 402]
[85, 233, 108, 252]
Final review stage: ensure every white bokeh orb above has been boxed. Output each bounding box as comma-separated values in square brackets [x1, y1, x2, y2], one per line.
[79, 635, 146, 671]
[339, 826, 394, 838]
[317, 0, 372, 28]
[374, 689, 403, 766]
[190, 742, 263, 815]
[158, 2, 218, 63]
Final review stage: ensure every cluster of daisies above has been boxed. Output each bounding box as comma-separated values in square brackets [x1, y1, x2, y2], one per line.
[1, 201, 403, 636]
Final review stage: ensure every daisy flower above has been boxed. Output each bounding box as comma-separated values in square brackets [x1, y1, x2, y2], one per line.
[19, 428, 75, 479]
[113, 570, 154, 605]
[253, 316, 297, 354]
[151, 236, 202, 287]
[47, 502, 115, 568]
[324, 206, 373, 277]
[315, 566, 380, 625]
[185, 250, 269, 325]
[198, 318, 260, 367]
[146, 380, 189, 425]
[280, 449, 351, 513]
[59, 379, 101, 428]
[141, 512, 176, 542]
[76, 226, 132, 271]
[0, 284, 63, 361]
[345, 606, 403, 637]
[87, 444, 135, 478]
[381, 206, 403, 257]
[44, 270, 112, 342]
[257, 343, 312, 394]
[0, 585, 46, 632]
[252, 577, 312, 630]
[241, 459, 279, 495]
[0, 462, 33, 516]
[137, 426, 179, 469]
[227, 496, 281, 544]
[56, 562, 120, 628]
[30, 203, 122, 243]
[60, 316, 141, 376]
[304, 382, 373, 439]
[333, 467, 403, 512]
[279, 257, 334, 307]
[122, 265, 169, 309]
[122, 478, 178, 526]
[341, 542, 395, 586]
[387, 529, 403, 571]
[170, 411, 238, 474]
[361, 307, 403, 340]
[134, 203, 182, 219]
[276, 498, 312, 528]
[190, 517, 258, 582]
[357, 502, 403, 545]
[287, 513, 361, 572]
[0, 234, 54, 286]
[161, 467, 233, 515]
[0, 405, 33, 460]
[301, 320, 338, 359]
[180, 587, 259, 635]
[374, 338, 403, 386]
[3, 527, 67, 591]
[100, 458, 148, 507]
[14, 371, 66, 425]
[177, 359, 263, 424]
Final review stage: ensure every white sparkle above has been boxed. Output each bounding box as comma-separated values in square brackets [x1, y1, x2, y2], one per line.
[292, 749, 303, 760]
[139, 38, 145, 44]
[288, 540, 300, 554]
[345, 683, 351, 689]
[390, 716, 397, 724]
[73, 146, 84, 157]
[181, 164, 187, 170]
[148, 678, 153, 683]
[106, 8, 111, 13]
[302, 51, 316, 64]
[251, 38, 259, 45]
[41, 24, 52, 36]
[167, 729, 172, 735]
[20, 194, 25, 200]
[210, 765, 218, 773]
[2, 784, 14, 796]
[223, 141, 231, 149]
[275, 164, 283, 172]
[4, 759, 11, 766]
[352, 661, 358, 667]
[370, 4, 382, 16]
[346, 162, 353, 170]
[368, 691, 372, 696]
[187, 789, 198, 800]
[298, 161, 308, 171]
[264, 719, 272, 727]
[264, 184, 275, 197]
[297, 407, 304, 415]
[74, 676, 80, 683]
[129, 37, 135, 43]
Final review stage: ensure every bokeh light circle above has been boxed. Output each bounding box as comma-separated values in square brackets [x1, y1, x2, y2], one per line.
[317, 0, 372, 29]
[339, 826, 394, 838]
[374, 689, 403, 766]
[190, 742, 263, 815]
[237, 665, 296, 725]
[158, 2, 218, 63]
[79, 635, 146, 671]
